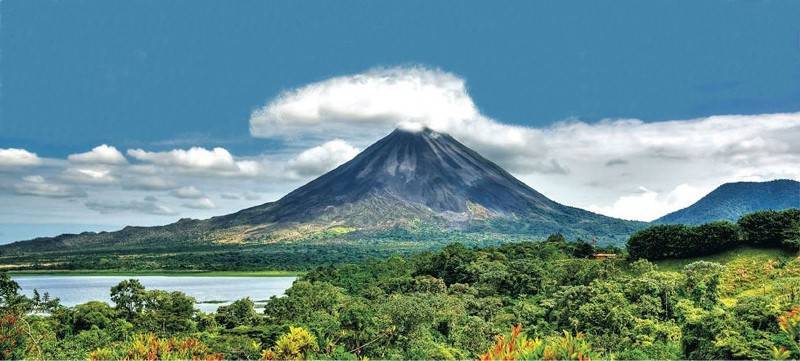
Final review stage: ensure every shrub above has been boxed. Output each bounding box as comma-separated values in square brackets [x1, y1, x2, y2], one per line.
[261, 326, 319, 360]
[479, 325, 601, 361]
[0, 314, 26, 360]
[89, 333, 223, 361]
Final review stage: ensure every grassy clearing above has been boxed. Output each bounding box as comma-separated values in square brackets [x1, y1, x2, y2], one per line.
[655, 246, 800, 305]
[7, 269, 303, 277]
[653, 246, 794, 272]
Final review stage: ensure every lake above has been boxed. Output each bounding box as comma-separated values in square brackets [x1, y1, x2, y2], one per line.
[12, 275, 297, 313]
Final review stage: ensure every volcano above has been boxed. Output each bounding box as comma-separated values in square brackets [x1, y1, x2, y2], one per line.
[1, 128, 642, 256]
[212, 127, 641, 239]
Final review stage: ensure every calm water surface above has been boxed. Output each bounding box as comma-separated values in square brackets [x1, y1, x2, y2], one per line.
[12, 275, 297, 313]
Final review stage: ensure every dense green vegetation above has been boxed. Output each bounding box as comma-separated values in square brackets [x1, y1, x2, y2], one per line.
[628, 209, 800, 260]
[0, 232, 544, 272]
[3, 233, 800, 360]
[1, 209, 798, 359]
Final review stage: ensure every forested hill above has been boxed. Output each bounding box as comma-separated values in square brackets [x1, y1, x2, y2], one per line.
[655, 179, 800, 225]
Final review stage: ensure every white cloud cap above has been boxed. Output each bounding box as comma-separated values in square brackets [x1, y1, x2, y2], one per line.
[250, 66, 481, 141]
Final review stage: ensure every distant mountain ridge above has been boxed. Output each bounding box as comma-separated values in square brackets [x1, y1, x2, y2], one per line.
[654, 179, 800, 225]
[0, 128, 644, 257]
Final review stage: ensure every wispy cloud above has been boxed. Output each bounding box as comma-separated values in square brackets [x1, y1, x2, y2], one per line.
[13, 175, 87, 198]
[85, 197, 177, 216]
[181, 197, 216, 210]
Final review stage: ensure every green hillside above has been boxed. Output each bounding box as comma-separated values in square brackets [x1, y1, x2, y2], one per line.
[654, 246, 799, 305]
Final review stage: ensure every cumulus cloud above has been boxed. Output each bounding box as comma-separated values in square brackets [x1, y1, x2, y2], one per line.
[170, 186, 205, 199]
[68, 145, 127, 165]
[287, 139, 359, 177]
[85, 197, 177, 216]
[0, 148, 42, 168]
[248, 66, 800, 220]
[127, 147, 235, 170]
[127, 147, 260, 177]
[13, 175, 87, 198]
[181, 197, 216, 210]
[588, 184, 706, 221]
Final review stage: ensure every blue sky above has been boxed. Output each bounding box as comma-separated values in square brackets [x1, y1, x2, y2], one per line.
[2, 0, 800, 243]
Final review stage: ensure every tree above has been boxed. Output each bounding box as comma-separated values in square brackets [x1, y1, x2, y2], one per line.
[0, 272, 28, 313]
[682, 261, 724, 309]
[110, 279, 145, 321]
[738, 209, 800, 249]
[139, 290, 196, 334]
[628, 224, 692, 260]
[627, 222, 739, 260]
[416, 243, 478, 285]
[545, 233, 567, 244]
[693, 221, 739, 254]
[572, 240, 595, 258]
[72, 301, 116, 332]
[215, 298, 259, 329]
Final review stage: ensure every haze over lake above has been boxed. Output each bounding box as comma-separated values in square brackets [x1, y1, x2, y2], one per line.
[13, 275, 297, 312]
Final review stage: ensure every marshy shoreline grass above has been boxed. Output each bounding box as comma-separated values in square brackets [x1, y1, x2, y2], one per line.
[7, 269, 303, 277]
